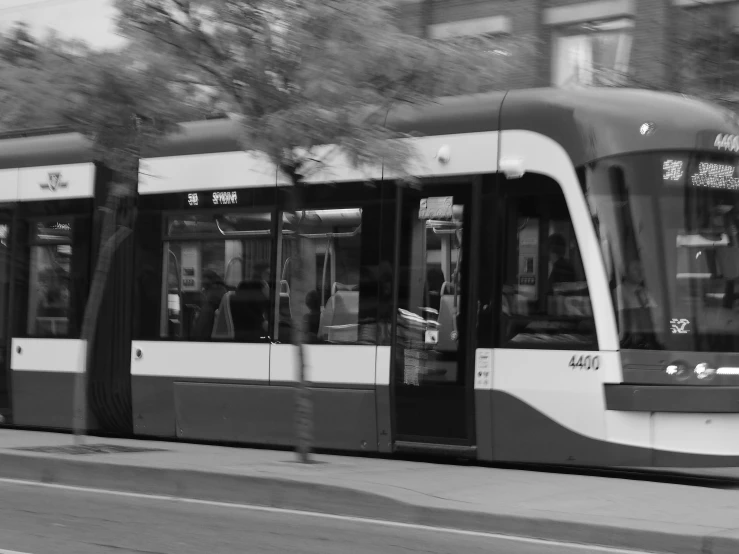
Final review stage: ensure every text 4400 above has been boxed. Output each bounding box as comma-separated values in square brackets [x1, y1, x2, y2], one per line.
[569, 355, 599, 371]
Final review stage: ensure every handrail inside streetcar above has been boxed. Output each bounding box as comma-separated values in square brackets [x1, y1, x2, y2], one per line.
[215, 219, 271, 237]
[168, 249, 182, 293]
[281, 226, 362, 239]
[321, 236, 331, 309]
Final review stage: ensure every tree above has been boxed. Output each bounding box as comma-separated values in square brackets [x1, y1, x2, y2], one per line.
[0, 34, 87, 131]
[116, 0, 527, 462]
[61, 47, 216, 443]
[0, 31, 218, 132]
[0, 21, 38, 66]
[0, 30, 217, 441]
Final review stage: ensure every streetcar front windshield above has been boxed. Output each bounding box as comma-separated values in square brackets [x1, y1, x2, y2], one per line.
[585, 151, 739, 352]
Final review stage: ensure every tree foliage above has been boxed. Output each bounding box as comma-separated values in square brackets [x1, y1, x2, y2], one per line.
[0, 31, 87, 131]
[115, 0, 529, 177]
[0, 22, 38, 66]
[0, 22, 224, 441]
[0, 28, 217, 178]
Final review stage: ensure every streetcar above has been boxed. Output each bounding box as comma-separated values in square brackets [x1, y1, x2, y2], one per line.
[5, 87, 739, 467]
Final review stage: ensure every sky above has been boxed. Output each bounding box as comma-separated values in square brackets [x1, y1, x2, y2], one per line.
[0, 0, 125, 50]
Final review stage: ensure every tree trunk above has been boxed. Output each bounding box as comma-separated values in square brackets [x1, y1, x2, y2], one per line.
[72, 187, 132, 444]
[286, 174, 313, 463]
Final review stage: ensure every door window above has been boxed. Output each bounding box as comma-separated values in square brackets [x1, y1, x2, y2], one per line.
[397, 196, 465, 386]
[393, 184, 473, 443]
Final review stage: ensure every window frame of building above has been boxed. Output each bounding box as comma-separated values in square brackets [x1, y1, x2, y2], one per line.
[551, 17, 634, 88]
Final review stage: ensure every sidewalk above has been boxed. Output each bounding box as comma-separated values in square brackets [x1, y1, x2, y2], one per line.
[0, 429, 737, 554]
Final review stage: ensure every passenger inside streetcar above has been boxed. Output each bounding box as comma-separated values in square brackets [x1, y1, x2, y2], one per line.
[40, 286, 67, 317]
[500, 198, 595, 348]
[256, 265, 271, 290]
[192, 270, 227, 340]
[425, 268, 445, 313]
[229, 280, 270, 341]
[304, 289, 321, 343]
[209, 279, 270, 341]
[547, 233, 576, 291]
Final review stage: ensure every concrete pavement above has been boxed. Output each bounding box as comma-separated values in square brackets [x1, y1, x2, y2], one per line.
[0, 429, 736, 554]
[0, 477, 642, 554]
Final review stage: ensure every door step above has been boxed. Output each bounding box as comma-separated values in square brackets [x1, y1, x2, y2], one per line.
[393, 440, 477, 458]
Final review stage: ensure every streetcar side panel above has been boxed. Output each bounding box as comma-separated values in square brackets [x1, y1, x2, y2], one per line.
[1, 130, 100, 430]
[473, 129, 626, 464]
[132, 145, 386, 451]
[10, 164, 97, 430]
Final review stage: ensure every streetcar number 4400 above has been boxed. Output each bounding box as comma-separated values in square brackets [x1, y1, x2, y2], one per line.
[569, 355, 600, 371]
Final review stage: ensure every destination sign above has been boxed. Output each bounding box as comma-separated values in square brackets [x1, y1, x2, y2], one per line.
[663, 157, 739, 191]
[34, 220, 73, 242]
[184, 190, 242, 208]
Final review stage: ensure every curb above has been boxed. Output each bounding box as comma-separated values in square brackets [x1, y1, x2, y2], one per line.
[0, 451, 733, 554]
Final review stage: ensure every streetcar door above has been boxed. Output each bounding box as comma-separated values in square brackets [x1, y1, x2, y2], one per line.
[391, 183, 479, 449]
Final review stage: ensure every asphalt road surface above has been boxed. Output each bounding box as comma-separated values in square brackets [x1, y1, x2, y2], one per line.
[0, 479, 647, 554]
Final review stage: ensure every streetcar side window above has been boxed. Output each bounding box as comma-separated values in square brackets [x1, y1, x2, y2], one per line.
[277, 206, 388, 345]
[27, 219, 75, 338]
[499, 176, 597, 350]
[274, 183, 393, 346]
[161, 212, 274, 342]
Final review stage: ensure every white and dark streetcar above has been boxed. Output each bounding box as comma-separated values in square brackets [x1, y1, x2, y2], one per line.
[2, 87, 739, 467]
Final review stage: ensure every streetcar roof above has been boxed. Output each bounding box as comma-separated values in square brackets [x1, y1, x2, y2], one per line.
[142, 88, 739, 165]
[499, 88, 739, 167]
[1, 87, 738, 169]
[0, 126, 94, 170]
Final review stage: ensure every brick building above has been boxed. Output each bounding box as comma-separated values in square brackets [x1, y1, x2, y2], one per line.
[397, 0, 739, 94]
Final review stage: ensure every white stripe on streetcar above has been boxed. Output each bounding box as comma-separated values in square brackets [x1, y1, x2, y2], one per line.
[0, 477, 651, 554]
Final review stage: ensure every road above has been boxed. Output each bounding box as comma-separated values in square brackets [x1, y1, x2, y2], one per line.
[0, 479, 646, 554]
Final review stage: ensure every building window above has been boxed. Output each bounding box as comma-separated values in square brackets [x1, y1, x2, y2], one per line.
[426, 15, 526, 87]
[552, 18, 633, 87]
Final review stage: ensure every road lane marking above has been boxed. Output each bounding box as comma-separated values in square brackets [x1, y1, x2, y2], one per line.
[0, 477, 652, 554]
[0, 550, 34, 554]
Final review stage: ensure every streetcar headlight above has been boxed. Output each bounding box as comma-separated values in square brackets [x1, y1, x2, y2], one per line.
[665, 362, 690, 381]
[695, 363, 717, 381]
